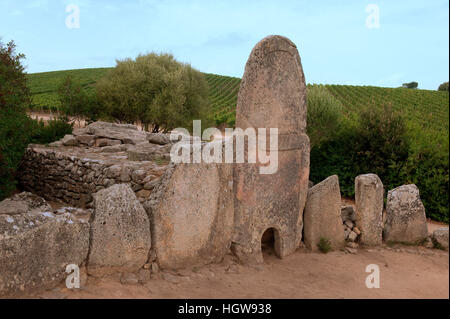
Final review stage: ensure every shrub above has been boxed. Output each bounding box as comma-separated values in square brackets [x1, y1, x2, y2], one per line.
[353, 103, 410, 188]
[310, 103, 411, 196]
[318, 237, 331, 253]
[402, 82, 418, 89]
[57, 76, 88, 124]
[0, 146, 15, 199]
[31, 117, 73, 145]
[310, 101, 448, 223]
[96, 53, 211, 132]
[399, 128, 449, 223]
[307, 85, 344, 148]
[0, 108, 39, 200]
[438, 82, 449, 91]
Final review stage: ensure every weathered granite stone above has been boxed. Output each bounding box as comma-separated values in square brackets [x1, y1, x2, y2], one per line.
[75, 134, 95, 145]
[432, 227, 449, 250]
[341, 205, 357, 222]
[100, 145, 128, 153]
[48, 141, 63, 147]
[0, 192, 51, 215]
[304, 175, 345, 251]
[127, 143, 171, 162]
[145, 162, 234, 270]
[87, 184, 151, 277]
[147, 133, 171, 145]
[355, 174, 384, 246]
[72, 128, 90, 136]
[383, 184, 428, 244]
[0, 194, 90, 296]
[87, 121, 148, 145]
[348, 231, 358, 242]
[96, 138, 122, 147]
[61, 134, 79, 146]
[232, 35, 310, 264]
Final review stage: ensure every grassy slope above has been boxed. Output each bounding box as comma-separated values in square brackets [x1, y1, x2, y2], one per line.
[27, 68, 111, 111]
[27, 67, 449, 155]
[27, 67, 449, 160]
[27, 68, 448, 130]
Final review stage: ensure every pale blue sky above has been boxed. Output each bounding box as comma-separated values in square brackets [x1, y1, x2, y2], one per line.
[0, 0, 448, 90]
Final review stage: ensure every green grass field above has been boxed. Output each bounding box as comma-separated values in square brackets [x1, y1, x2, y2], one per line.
[27, 68, 111, 112]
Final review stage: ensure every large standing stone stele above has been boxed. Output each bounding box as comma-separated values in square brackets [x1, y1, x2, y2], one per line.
[304, 175, 345, 251]
[232, 35, 310, 264]
[383, 184, 428, 244]
[147, 162, 234, 270]
[355, 174, 384, 246]
[87, 184, 151, 277]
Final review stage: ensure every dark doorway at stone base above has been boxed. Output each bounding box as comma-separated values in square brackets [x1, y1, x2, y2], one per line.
[261, 228, 281, 261]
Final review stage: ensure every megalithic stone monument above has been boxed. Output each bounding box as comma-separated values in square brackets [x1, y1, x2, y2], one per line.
[232, 35, 310, 264]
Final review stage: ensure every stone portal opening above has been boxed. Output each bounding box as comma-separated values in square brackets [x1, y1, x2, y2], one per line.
[261, 228, 281, 260]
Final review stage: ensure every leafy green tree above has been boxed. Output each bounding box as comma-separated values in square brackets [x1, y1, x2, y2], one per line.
[96, 53, 211, 132]
[438, 81, 449, 91]
[0, 39, 34, 198]
[0, 40, 31, 112]
[57, 75, 88, 126]
[0, 40, 72, 200]
[402, 81, 418, 89]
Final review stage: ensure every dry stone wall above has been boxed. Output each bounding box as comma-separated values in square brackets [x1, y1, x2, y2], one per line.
[18, 122, 170, 208]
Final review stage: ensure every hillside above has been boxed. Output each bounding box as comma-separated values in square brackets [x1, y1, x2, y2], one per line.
[27, 68, 449, 134]
[23, 68, 450, 222]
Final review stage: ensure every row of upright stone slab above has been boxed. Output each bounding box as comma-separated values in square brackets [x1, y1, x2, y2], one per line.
[303, 173, 434, 251]
[355, 176, 429, 246]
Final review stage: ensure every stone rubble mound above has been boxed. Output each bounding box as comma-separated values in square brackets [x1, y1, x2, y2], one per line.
[341, 205, 361, 243]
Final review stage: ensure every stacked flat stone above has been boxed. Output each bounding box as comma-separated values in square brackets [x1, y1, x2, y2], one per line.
[341, 205, 361, 243]
[18, 121, 171, 208]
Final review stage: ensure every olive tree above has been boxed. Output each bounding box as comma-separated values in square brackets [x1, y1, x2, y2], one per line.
[96, 53, 211, 132]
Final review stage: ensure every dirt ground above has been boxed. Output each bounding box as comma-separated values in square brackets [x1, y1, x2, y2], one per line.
[21, 243, 448, 299]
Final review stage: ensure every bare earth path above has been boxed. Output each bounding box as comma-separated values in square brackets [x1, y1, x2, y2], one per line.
[28, 245, 448, 299]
